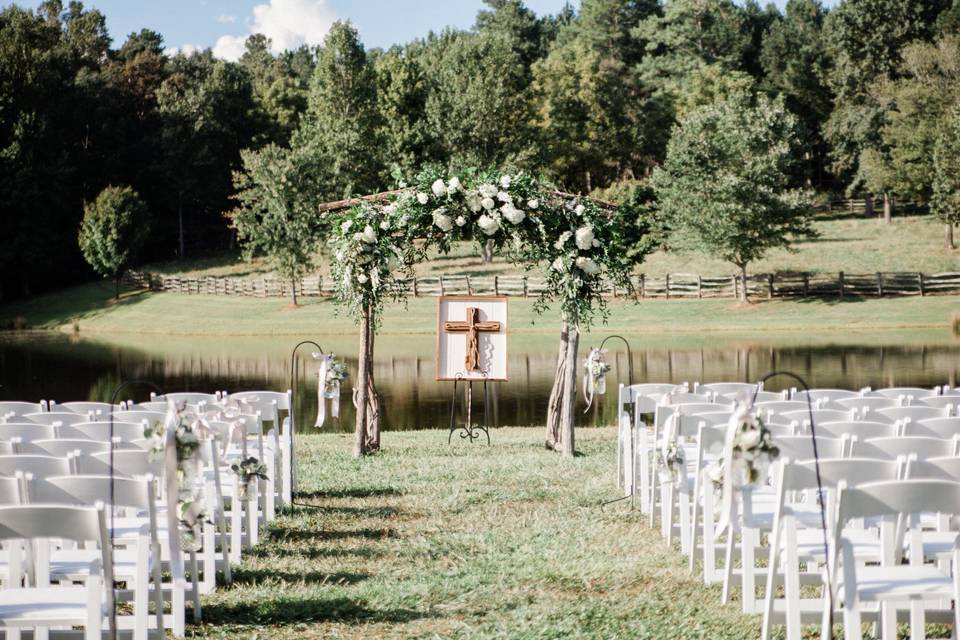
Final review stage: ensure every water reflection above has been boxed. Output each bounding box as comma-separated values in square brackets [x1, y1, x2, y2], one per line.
[0, 333, 957, 432]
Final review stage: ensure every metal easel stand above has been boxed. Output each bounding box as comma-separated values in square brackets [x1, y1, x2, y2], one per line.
[447, 371, 491, 445]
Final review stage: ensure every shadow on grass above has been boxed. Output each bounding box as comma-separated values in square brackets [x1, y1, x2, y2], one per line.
[0, 281, 155, 329]
[258, 546, 385, 560]
[294, 487, 403, 499]
[271, 526, 399, 542]
[229, 567, 371, 586]
[199, 596, 429, 626]
[284, 504, 402, 518]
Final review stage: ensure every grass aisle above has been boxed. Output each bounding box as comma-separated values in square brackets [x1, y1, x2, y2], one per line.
[192, 429, 757, 639]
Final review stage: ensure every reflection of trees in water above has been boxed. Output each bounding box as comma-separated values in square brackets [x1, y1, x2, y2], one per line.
[2, 338, 958, 430]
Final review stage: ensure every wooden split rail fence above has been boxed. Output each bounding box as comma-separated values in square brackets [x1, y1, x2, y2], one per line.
[124, 270, 960, 301]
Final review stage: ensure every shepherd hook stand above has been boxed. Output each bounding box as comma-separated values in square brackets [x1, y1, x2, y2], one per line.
[448, 372, 491, 445]
[597, 335, 635, 510]
[289, 340, 327, 509]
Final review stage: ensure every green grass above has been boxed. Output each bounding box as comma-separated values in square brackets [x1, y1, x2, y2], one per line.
[144, 211, 958, 281]
[1, 280, 958, 344]
[191, 428, 758, 639]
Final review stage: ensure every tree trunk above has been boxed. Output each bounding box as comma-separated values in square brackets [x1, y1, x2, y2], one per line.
[353, 304, 380, 456]
[481, 240, 494, 264]
[864, 194, 874, 218]
[739, 264, 749, 303]
[178, 192, 186, 258]
[544, 316, 579, 457]
[946, 223, 956, 250]
[291, 278, 298, 306]
[883, 192, 893, 224]
[114, 275, 120, 300]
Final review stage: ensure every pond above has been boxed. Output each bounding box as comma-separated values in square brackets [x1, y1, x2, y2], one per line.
[1, 330, 957, 432]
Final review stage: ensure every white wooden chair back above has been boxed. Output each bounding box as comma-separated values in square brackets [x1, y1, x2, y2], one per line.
[867, 387, 938, 399]
[0, 423, 56, 443]
[816, 420, 899, 441]
[907, 416, 960, 439]
[874, 405, 950, 424]
[25, 439, 117, 457]
[793, 389, 858, 402]
[64, 420, 146, 442]
[774, 435, 848, 461]
[835, 396, 899, 412]
[0, 401, 47, 417]
[24, 411, 91, 426]
[852, 435, 958, 461]
[0, 454, 72, 478]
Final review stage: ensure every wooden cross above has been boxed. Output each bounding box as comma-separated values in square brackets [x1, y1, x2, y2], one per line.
[444, 307, 501, 371]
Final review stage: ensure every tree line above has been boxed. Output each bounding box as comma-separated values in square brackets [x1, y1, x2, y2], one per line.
[3, 0, 959, 301]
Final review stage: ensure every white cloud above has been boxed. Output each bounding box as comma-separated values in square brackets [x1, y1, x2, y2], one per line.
[212, 0, 335, 62]
[217, 14, 237, 24]
[164, 43, 202, 57]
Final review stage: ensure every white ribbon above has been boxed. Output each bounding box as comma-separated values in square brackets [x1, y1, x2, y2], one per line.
[717, 394, 755, 533]
[582, 347, 607, 412]
[162, 400, 187, 599]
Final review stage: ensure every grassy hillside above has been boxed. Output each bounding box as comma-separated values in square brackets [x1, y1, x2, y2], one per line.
[1, 279, 957, 344]
[144, 211, 958, 281]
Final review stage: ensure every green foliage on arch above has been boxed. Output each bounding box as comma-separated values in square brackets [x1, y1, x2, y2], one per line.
[326, 167, 647, 329]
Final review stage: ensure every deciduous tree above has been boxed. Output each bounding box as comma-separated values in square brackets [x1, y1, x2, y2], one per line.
[78, 186, 151, 298]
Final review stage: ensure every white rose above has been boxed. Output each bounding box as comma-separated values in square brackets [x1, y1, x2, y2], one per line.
[341, 220, 353, 233]
[706, 463, 724, 484]
[416, 192, 430, 205]
[447, 176, 462, 193]
[466, 193, 483, 212]
[527, 198, 539, 209]
[477, 214, 500, 236]
[431, 179, 447, 197]
[500, 175, 511, 188]
[383, 204, 397, 215]
[575, 204, 586, 215]
[592, 239, 600, 248]
[575, 256, 600, 275]
[356, 273, 368, 284]
[739, 429, 762, 450]
[478, 184, 498, 198]
[554, 230, 572, 249]
[352, 232, 363, 243]
[455, 215, 467, 227]
[550, 256, 565, 272]
[361, 225, 377, 244]
[380, 220, 391, 230]
[575, 226, 594, 251]
[497, 190, 512, 203]
[481, 197, 496, 210]
[501, 204, 525, 224]
[433, 209, 453, 232]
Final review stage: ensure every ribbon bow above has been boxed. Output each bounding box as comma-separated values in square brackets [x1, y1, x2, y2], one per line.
[314, 353, 341, 428]
[582, 347, 608, 412]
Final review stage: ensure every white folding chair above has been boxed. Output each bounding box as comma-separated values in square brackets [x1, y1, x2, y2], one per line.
[0, 454, 72, 478]
[835, 396, 900, 412]
[793, 389, 859, 403]
[867, 387, 938, 399]
[827, 480, 960, 639]
[852, 436, 958, 461]
[903, 417, 960, 439]
[873, 406, 950, 425]
[63, 421, 148, 443]
[0, 504, 114, 640]
[0, 402, 46, 418]
[817, 421, 900, 441]
[23, 411, 91, 426]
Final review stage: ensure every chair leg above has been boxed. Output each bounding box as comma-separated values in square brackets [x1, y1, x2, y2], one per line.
[741, 527, 757, 614]
[880, 602, 896, 640]
[722, 525, 735, 605]
[679, 491, 691, 555]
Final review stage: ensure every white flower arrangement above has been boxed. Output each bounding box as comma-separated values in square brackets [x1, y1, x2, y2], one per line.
[478, 183, 498, 198]
[658, 441, 685, 484]
[231, 456, 269, 502]
[324, 358, 348, 393]
[728, 400, 780, 485]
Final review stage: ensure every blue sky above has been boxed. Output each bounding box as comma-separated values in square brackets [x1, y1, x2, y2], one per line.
[5, 0, 833, 59]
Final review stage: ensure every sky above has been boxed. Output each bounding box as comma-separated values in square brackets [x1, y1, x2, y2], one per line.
[4, 0, 835, 60]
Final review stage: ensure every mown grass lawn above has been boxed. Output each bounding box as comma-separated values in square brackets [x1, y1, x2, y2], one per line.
[191, 429, 757, 639]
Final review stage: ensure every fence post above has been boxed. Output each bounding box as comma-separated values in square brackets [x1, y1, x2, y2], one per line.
[467, 276, 472, 295]
[523, 276, 529, 298]
[876, 272, 883, 297]
[803, 273, 809, 298]
[697, 275, 703, 299]
[494, 276, 499, 296]
[731, 274, 737, 299]
[640, 274, 646, 299]
[611, 280, 618, 298]
[838, 271, 845, 298]
[918, 272, 925, 296]
[767, 274, 774, 300]
[439, 275, 445, 297]
[665, 274, 671, 299]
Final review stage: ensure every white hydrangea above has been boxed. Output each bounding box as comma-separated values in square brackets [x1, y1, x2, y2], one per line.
[361, 225, 377, 244]
[383, 204, 397, 215]
[500, 175, 511, 188]
[477, 214, 500, 236]
[478, 184, 498, 198]
[455, 215, 467, 227]
[447, 176, 462, 193]
[497, 190, 512, 203]
[551, 256, 565, 272]
[527, 199, 539, 210]
[575, 204, 586, 216]
[481, 197, 496, 210]
[380, 220, 391, 230]
[432, 208, 453, 232]
[352, 232, 363, 243]
[341, 220, 353, 233]
[554, 230, 572, 249]
[592, 238, 600, 248]
[356, 273, 369, 284]
[417, 192, 430, 205]
[431, 179, 447, 197]
[575, 256, 600, 275]
[501, 204, 525, 224]
[575, 226, 594, 251]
